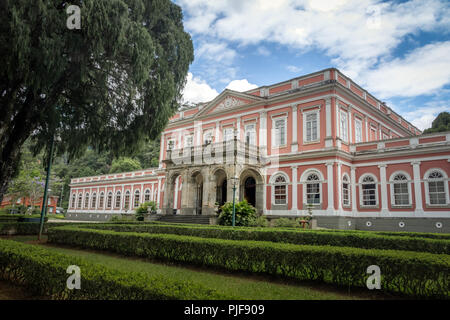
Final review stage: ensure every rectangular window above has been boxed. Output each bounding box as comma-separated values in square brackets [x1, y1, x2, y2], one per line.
[273, 118, 286, 147]
[340, 111, 348, 142]
[245, 123, 256, 145]
[185, 135, 193, 147]
[203, 131, 212, 145]
[305, 112, 318, 142]
[223, 127, 234, 141]
[355, 119, 362, 143]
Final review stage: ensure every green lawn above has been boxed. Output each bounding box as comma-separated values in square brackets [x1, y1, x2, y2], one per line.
[3, 235, 387, 300]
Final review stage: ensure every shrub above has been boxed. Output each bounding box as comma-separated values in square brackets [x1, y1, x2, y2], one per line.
[0, 222, 43, 235]
[248, 215, 269, 227]
[85, 222, 450, 254]
[48, 226, 450, 298]
[218, 200, 257, 226]
[0, 238, 232, 300]
[273, 217, 299, 228]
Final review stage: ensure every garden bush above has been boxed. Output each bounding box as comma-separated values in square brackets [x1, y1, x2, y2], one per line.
[85, 222, 450, 254]
[218, 200, 257, 226]
[48, 226, 450, 298]
[0, 238, 232, 300]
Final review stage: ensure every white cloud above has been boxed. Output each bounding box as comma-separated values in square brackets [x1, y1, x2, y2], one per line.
[182, 73, 219, 104]
[225, 79, 258, 92]
[178, 0, 450, 86]
[286, 65, 302, 73]
[361, 41, 450, 98]
[196, 42, 236, 64]
[401, 103, 449, 130]
[257, 46, 271, 56]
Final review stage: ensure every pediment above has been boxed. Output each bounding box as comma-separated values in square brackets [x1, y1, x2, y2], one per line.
[196, 89, 263, 117]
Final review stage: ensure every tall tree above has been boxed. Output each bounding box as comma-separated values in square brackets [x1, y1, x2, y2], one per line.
[423, 112, 450, 134]
[109, 157, 142, 173]
[0, 0, 194, 202]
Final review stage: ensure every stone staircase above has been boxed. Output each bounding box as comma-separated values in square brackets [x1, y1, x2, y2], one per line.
[155, 215, 214, 225]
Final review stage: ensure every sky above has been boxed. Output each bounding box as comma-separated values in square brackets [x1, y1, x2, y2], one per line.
[175, 0, 450, 131]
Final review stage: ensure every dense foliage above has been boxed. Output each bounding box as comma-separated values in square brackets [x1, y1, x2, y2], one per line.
[0, 0, 194, 202]
[85, 222, 450, 254]
[0, 239, 231, 299]
[218, 200, 257, 226]
[48, 226, 450, 298]
[423, 112, 450, 134]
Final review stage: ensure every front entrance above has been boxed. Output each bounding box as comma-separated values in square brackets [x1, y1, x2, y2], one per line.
[244, 177, 256, 207]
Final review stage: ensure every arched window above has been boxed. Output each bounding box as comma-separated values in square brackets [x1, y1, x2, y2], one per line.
[99, 192, 105, 209]
[71, 193, 76, 209]
[144, 189, 151, 202]
[342, 174, 350, 206]
[391, 173, 410, 206]
[306, 173, 321, 205]
[134, 190, 140, 208]
[91, 192, 97, 209]
[426, 170, 447, 205]
[273, 175, 287, 205]
[124, 190, 131, 209]
[115, 191, 121, 208]
[360, 175, 377, 206]
[77, 193, 83, 208]
[107, 192, 113, 209]
[84, 193, 89, 209]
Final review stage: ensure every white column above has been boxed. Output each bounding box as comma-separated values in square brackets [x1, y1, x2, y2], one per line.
[326, 162, 334, 214]
[292, 166, 298, 212]
[121, 185, 124, 212]
[259, 111, 267, 155]
[157, 178, 162, 210]
[215, 121, 220, 142]
[337, 163, 342, 212]
[291, 105, 298, 152]
[351, 166, 357, 215]
[364, 116, 368, 142]
[378, 164, 388, 214]
[236, 117, 241, 139]
[411, 161, 423, 214]
[325, 98, 332, 148]
[173, 176, 179, 210]
[140, 183, 144, 204]
[262, 169, 267, 215]
[348, 106, 353, 144]
[151, 183, 155, 202]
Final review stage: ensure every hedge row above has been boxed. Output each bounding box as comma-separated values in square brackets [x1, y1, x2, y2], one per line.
[48, 226, 450, 298]
[86, 223, 450, 254]
[0, 238, 232, 300]
[0, 222, 43, 235]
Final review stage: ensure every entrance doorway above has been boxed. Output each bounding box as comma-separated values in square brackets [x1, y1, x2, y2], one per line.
[244, 177, 256, 207]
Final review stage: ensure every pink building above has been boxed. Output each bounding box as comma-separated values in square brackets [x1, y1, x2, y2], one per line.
[68, 68, 450, 232]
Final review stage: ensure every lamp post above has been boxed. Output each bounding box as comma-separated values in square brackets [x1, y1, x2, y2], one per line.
[38, 134, 55, 240]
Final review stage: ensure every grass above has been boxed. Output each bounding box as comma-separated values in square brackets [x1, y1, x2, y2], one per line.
[2, 235, 392, 300]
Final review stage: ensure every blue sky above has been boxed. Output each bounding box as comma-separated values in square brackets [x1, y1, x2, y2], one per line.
[175, 0, 450, 131]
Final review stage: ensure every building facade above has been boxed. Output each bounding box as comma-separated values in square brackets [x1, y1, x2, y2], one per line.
[1, 195, 60, 214]
[67, 68, 450, 232]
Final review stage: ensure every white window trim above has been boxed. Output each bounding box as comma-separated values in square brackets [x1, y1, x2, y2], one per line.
[342, 173, 351, 207]
[91, 192, 97, 209]
[340, 109, 348, 142]
[222, 126, 235, 142]
[300, 169, 324, 206]
[124, 190, 131, 210]
[115, 191, 121, 209]
[303, 109, 320, 143]
[269, 171, 290, 206]
[244, 123, 257, 145]
[203, 130, 213, 145]
[144, 188, 151, 202]
[99, 191, 105, 209]
[184, 135, 194, 147]
[107, 192, 113, 209]
[84, 192, 90, 209]
[389, 171, 412, 207]
[271, 116, 288, 148]
[355, 118, 363, 143]
[134, 189, 141, 208]
[359, 174, 379, 208]
[424, 168, 449, 206]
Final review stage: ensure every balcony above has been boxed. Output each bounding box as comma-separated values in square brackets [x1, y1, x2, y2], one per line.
[164, 138, 268, 167]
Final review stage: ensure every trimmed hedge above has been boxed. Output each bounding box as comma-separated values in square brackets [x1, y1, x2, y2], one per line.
[0, 238, 232, 300]
[48, 226, 450, 298]
[0, 222, 43, 235]
[84, 223, 450, 254]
